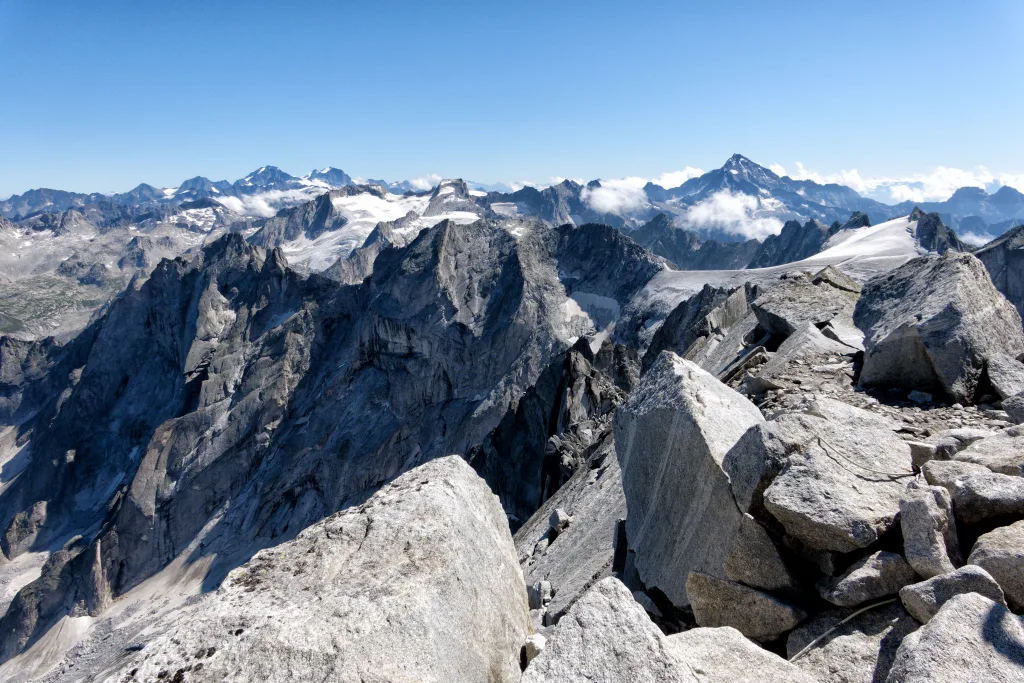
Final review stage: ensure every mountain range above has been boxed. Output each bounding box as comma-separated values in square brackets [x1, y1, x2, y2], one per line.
[0, 155, 1021, 341]
[4, 155, 1023, 240]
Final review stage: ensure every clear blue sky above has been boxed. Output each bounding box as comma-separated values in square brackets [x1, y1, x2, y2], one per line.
[0, 0, 1021, 196]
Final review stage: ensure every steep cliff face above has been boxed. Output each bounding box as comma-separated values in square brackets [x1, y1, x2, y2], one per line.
[975, 224, 1024, 319]
[0, 219, 662, 663]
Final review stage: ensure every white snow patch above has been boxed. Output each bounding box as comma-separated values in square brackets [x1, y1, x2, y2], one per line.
[278, 192, 479, 271]
[490, 202, 520, 217]
[632, 215, 924, 332]
[0, 615, 95, 682]
[0, 426, 31, 496]
[214, 188, 323, 217]
[0, 549, 48, 615]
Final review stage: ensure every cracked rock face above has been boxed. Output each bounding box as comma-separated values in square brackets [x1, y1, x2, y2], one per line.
[521, 577, 699, 683]
[760, 399, 914, 553]
[854, 251, 1024, 403]
[103, 456, 531, 683]
[886, 592, 1024, 683]
[614, 353, 763, 607]
[786, 602, 919, 683]
[0, 219, 662, 665]
[899, 565, 1006, 623]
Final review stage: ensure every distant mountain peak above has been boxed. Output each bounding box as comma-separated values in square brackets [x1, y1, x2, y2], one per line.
[307, 167, 353, 187]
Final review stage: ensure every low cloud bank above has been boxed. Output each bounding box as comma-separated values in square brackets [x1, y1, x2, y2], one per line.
[681, 190, 784, 240]
[772, 162, 1024, 204]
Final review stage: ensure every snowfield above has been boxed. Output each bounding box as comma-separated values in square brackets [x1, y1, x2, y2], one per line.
[278, 191, 483, 271]
[630, 215, 923, 324]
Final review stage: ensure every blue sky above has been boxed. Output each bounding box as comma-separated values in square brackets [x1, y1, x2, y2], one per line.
[0, 0, 1021, 199]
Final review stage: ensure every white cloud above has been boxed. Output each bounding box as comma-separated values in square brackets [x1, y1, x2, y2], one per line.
[773, 162, 1024, 203]
[650, 167, 704, 189]
[681, 190, 784, 240]
[579, 169, 705, 213]
[580, 177, 649, 214]
[213, 188, 322, 217]
[959, 231, 996, 247]
[888, 184, 926, 203]
[407, 173, 442, 191]
[997, 173, 1024, 193]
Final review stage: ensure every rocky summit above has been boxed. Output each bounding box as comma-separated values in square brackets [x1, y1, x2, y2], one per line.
[1, 203, 1024, 683]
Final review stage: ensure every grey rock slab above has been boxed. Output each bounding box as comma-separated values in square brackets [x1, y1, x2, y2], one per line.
[954, 427, 1024, 476]
[521, 577, 699, 683]
[900, 480, 962, 579]
[761, 398, 914, 553]
[987, 352, 1024, 400]
[522, 634, 547, 666]
[813, 264, 864, 294]
[514, 434, 626, 622]
[854, 251, 1024, 403]
[885, 592, 1024, 683]
[722, 417, 804, 519]
[906, 440, 938, 469]
[899, 565, 1006, 623]
[743, 321, 858, 395]
[724, 513, 800, 593]
[549, 508, 572, 533]
[686, 572, 806, 642]
[968, 520, 1024, 610]
[668, 626, 817, 683]
[1005, 391, 1024, 424]
[819, 318, 866, 352]
[614, 352, 764, 607]
[752, 274, 860, 337]
[787, 602, 919, 683]
[104, 457, 531, 683]
[818, 551, 916, 607]
[923, 459, 1024, 525]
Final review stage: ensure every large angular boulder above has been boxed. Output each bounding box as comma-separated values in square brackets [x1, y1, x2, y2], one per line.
[923, 460, 1024, 525]
[104, 457, 531, 683]
[818, 551, 916, 607]
[986, 353, 1024, 399]
[669, 626, 817, 683]
[854, 251, 1024, 403]
[787, 602, 919, 683]
[954, 428, 1024, 476]
[686, 572, 806, 642]
[899, 481, 962, 578]
[1004, 391, 1024, 424]
[751, 273, 859, 337]
[899, 565, 1006, 623]
[885, 592, 1024, 682]
[614, 352, 764, 607]
[759, 399, 914, 552]
[521, 577, 698, 683]
[724, 513, 800, 592]
[968, 520, 1024, 610]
